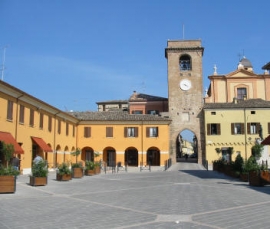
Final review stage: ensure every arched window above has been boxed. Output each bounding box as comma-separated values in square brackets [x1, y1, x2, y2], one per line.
[237, 88, 247, 100]
[179, 55, 191, 71]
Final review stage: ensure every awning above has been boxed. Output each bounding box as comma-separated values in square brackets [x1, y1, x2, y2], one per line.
[31, 137, 53, 152]
[261, 135, 270, 145]
[0, 131, 24, 154]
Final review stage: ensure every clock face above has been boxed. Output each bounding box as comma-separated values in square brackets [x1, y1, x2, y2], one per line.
[180, 79, 191, 91]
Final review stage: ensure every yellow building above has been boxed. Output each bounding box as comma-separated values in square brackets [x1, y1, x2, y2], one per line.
[74, 111, 170, 167]
[204, 57, 270, 168]
[0, 80, 171, 174]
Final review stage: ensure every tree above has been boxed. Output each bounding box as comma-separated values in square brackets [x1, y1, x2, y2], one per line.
[0, 141, 14, 167]
[71, 148, 81, 164]
[251, 144, 264, 158]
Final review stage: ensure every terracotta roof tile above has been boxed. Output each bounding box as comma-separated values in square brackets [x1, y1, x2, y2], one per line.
[204, 99, 270, 109]
[69, 111, 171, 122]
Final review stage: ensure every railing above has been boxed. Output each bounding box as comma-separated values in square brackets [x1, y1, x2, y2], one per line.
[140, 162, 151, 172]
[117, 162, 127, 173]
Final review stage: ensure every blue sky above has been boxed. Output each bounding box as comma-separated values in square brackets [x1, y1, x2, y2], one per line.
[1, 0, 269, 113]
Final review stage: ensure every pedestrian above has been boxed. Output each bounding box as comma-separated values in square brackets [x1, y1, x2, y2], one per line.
[33, 154, 43, 164]
[185, 153, 188, 161]
[11, 154, 20, 171]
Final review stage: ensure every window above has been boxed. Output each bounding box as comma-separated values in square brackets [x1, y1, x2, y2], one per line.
[7, 100, 13, 121]
[251, 111, 256, 114]
[19, 105, 25, 124]
[146, 127, 158, 137]
[132, 110, 143, 114]
[124, 127, 138, 137]
[247, 122, 260, 134]
[29, 109, 34, 127]
[106, 127, 113, 137]
[211, 112, 216, 115]
[237, 88, 247, 100]
[147, 110, 159, 115]
[58, 119, 61, 134]
[84, 127, 91, 138]
[73, 125, 75, 137]
[268, 123, 270, 134]
[48, 116, 52, 132]
[207, 123, 221, 135]
[231, 123, 244, 135]
[39, 113, 44, 129]
[66, 123, 69, 136]
[179, 54, 191, 71]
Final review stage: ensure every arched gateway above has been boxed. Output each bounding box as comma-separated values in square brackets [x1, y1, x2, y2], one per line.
[165, 39, 205, 165]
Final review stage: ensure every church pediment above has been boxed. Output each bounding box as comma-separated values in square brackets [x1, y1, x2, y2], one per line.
[226, 69, 256, 78]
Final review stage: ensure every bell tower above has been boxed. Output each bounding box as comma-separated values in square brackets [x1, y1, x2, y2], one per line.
[165, 40, 204, 164]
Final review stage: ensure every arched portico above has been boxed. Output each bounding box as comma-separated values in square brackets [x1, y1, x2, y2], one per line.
[125, 147, 138, 166]
[103, 147, 116, 166]
[147, 147, 160, 166]
[81, 147, 94, 161]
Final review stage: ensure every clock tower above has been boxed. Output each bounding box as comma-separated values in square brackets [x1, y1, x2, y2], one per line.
[165, 40, 205, 164]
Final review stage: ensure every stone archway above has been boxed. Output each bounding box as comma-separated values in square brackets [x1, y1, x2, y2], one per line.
[176, 129, 198, 163]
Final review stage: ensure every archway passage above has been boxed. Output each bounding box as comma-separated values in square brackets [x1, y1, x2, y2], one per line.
[125, 147, 138, 166]
[82, 147, 94, 161]
[176, 129, 198, 163]
[103, 147, 116, 167]
[147, 147, 160, 166]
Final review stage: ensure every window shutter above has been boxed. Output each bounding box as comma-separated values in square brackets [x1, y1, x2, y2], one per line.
[247, 123, 250, 134]
[84, 127, 91, 137]
[207, 124, 210, 135]
[268, 123, 270, 134]
[124, 127, 127, 137]
[217, 124, 221, 135]
[256, 123, 260, 134]
[106, 127, 113, 137]
[134, 127, 138, 137]
[48, 116, 52, 132]
[156, 127, 159, 137]
[231, 123, 234, 134]
[146, 127, 150, 137]
[240, 123, 244, 134]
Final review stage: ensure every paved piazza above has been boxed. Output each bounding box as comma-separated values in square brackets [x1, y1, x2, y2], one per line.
[0, 163, 270, 229]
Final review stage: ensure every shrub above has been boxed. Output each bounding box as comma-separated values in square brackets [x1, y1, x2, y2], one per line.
[32, 160, 48, 177]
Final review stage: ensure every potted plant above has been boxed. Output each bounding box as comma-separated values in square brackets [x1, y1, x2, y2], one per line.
[29, 160, 48, 186]
[71, 148, 84, 178]
[93, 151, 101, 174]
[56, 162, 72, 181]
[260, 163, 270, 183]
[245, 156, 263, 186]
[0, 141, 20, 193]
[85, 160, 95, 176]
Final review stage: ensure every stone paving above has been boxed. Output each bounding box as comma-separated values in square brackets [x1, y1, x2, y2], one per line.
[0, 163, 270, 229]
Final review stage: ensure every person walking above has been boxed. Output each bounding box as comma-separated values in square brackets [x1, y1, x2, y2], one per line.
[11, 154, 20, 171]
[33, 154, 43, 164]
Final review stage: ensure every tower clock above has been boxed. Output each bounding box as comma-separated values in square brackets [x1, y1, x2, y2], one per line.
[165, 40, 204, 164]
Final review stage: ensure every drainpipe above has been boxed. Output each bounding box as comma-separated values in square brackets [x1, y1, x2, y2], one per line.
[141, 121, 144, 165]
[244, 108, 247, 161]
[53, 111, 60, 168]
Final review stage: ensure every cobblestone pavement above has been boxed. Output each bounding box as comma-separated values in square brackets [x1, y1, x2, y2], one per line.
[0, 163, 270, 229]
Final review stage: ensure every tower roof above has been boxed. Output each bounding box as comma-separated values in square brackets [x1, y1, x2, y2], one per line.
[239, 57, 253, 68]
